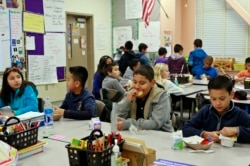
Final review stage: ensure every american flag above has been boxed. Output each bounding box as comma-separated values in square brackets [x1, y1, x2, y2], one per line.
[142, 0, 156, 27]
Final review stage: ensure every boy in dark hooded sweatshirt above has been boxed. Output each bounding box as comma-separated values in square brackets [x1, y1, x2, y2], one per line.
[168, 44, 188, 74]
[119, 41, 136, 76]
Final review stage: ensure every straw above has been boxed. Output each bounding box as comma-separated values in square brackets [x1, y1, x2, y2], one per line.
[180, 64, 184, 76]
[220, 67, 226, 75]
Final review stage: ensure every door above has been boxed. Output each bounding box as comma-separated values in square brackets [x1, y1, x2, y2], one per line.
[66, 13, 94, 90]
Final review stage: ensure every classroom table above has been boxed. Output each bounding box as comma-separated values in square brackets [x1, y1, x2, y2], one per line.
[18, 119, 250, 166]
[192, 79, 209, 86]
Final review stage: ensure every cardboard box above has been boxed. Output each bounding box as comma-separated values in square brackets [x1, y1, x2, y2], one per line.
[121, 137, 156, 166]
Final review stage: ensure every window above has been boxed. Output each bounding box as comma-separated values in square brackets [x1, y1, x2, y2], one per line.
[196, 0, 250, 62]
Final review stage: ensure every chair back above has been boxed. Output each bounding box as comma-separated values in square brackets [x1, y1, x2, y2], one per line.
[38, 98, 44, 113]
[95, 100, 105, 117]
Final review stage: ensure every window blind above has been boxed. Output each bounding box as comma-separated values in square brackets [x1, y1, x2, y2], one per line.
[196, 0, 250, 62]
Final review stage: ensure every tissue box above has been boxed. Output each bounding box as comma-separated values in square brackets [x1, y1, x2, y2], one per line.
[88, 117, 101, 130]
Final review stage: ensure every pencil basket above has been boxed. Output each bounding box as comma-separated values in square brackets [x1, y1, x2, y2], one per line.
[65, 129, 124, 166]
[0, 117, 38, 150]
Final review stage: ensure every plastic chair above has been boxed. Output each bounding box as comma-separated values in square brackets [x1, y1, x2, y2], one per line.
[95, 100, 105, 117]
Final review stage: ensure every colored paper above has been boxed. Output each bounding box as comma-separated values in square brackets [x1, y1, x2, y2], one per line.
[23, 12, 45, 34]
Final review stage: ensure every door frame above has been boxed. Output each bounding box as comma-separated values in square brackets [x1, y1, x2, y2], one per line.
[66, 12, 94, 90]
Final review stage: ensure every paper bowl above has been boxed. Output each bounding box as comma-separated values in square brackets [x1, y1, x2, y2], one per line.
[53, 114, 61, 121]
[220, 138, 234, 147]
[184, 142, 213, 150]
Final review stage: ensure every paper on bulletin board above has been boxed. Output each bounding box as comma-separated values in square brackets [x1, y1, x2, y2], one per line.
[28, 55, 58, 85]
[26, 36, 35, 50]
[0, 9, 10, 41]
[44, 33, 66, 66]
[0, 37, 11, 72]
[10, 10, 22, 40]
[43, 0, 65, 32]
[125, 0, 142, 19]
[139, 21, 160, 52]
[23, 12, 45, 34]
[113, 26, 132, 53]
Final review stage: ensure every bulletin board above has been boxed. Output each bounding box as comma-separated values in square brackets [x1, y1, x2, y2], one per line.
[0, 0, 66, 84]
[112, 0, 160, 52]
[25, 0, 66, 85]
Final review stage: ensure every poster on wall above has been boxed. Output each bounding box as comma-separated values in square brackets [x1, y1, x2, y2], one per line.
[10, 9, 24, 68]
[28, 55, 58, 85]
[44, 33, 66, 66]
[43, 0, 65, 32]
[125, 0, 142, 19]
[139, 21, 160, 52]
[113, 26, 132, 53]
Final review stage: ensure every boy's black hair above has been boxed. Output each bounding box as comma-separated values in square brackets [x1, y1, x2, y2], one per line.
[128, 58, 140, 70]
[138, 43, 148, 52]
[245, 57, 250, 64]
[158, 47, 167, 55]
[133, 65, 154, 81]
[204, 55, 213, 63]
[125, 41, 133, 50]
[174, 44, 184, 53]
[0, 67, 36, 105]
[194, 39, 203, 48]
[69, 66, 88, 88]
[208, 75, 233, 93]
[103, 62, 118, 76]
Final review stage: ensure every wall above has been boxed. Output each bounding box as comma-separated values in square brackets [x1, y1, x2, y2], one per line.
[37, 0, 112, 102]
[160, 0, 196, 56]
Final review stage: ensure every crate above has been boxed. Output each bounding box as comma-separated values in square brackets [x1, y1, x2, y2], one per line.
[65, 129, 124, 166]
[213, 57, 235, 70]
[0, 126, 38, 150]
[234, 63, 245, 71]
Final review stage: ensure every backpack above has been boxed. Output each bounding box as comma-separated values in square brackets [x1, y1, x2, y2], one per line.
[234, 90, 247, 100]
[195, 92, 210, 112]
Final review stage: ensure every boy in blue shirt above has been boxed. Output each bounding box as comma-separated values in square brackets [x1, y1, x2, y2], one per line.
[188, 39, 207, 75]
[53, 66, 96, 120]
[196, 55, 218, 80]
[183, 75, 250, 143]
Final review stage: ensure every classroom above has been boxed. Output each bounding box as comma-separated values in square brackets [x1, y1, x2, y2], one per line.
[0, 0, 250, 166]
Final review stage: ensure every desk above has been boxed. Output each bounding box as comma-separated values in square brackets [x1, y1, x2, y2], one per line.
[18, 120, 250, 166]
[192, 79, 209, 86]
[175, 85, 207, 123]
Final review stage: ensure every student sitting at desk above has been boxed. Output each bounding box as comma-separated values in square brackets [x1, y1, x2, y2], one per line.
[182, 75, 250, 143]
[154, 63, 183, 95]
[0, 67, 38, 116]
[102, 62, 126, 95]
[115, 65, 174, 132]
[196, 55, 218, 80]
[92, 55, 113, 100]
[53, 66, 96, 120]
[235, 57, 250, 82]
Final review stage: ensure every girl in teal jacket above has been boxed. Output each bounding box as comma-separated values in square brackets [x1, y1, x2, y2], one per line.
[0, 67, 38, 116]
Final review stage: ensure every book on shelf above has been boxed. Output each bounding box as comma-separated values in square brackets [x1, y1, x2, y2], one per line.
[18, 141, 46, 160]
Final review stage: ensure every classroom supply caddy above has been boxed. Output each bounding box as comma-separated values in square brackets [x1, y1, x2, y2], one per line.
[0, 116, 38, 150]
[65, 129, 124, 166]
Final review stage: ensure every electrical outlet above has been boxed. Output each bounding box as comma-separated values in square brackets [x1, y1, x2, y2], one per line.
[45, 85, 48, 90]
